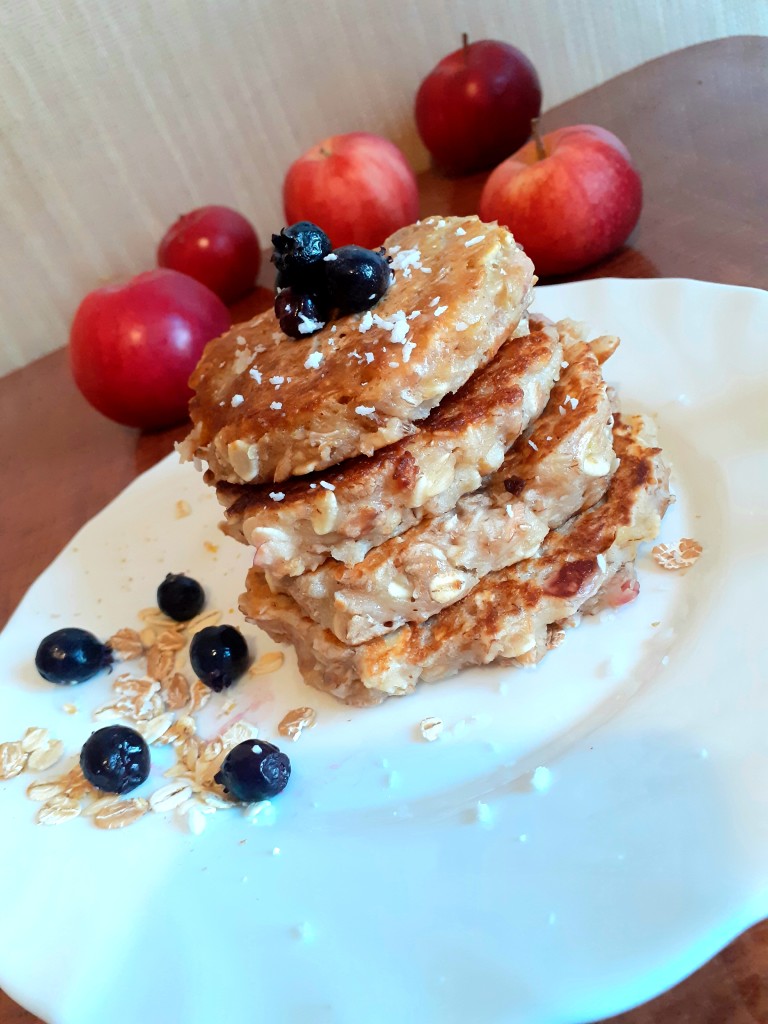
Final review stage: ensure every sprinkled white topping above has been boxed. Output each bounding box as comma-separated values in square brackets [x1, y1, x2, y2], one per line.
[236, 334, 246, 346]
[388, 361, 400, 368]
[407, 310, 421, 320]
[569, 397, 579, 409]
[248, 367, 262, 383]
[455, 226, 466, 236]
[330, 325, 337, 333]
[561, 360, 569, 368]
[558, 405, 566, 416]
[596, 553, 607, 572]
[389, 248, 424, 278]
[364, 352, 374, 364]
[298, 314, 325, 335]
[355, 405, 375, 416]
[661, 654, 670, 666]
[506, 504, 514, 518]
[304, 351, 323, 369]
[455, 321, 468, 331]
[429, 296, 440, 308]
[528, 439, 538, 451]
[465, 235, 485, 247]
[269, 375, 285, 386]
[358, 310, 374, 333]
[388, 244, 401, 255]
[437, 218, 446, 227]
[309, 483, 317, 489]
[323, 252, 338, 261]
[368, 293, 375, 300]
[270, 401, 282, 410]
[531, 766, 553, 792]
[231, 394, 244, 407]
[319, 481, 335, 491]
[434, 305, 448, 317]
[402, 340, 416, 363]
[269, 491, 285, 502]
[373, 309, 410, 346]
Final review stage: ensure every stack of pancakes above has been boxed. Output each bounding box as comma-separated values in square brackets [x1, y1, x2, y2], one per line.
[181, 216, 671, 706]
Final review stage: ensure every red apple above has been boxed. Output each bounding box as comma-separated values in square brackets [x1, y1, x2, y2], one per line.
[283, 132, 419, 249]
[70, 269, 230, 429]
[479, 124, 642, 276]
[415, 36, 541, 175]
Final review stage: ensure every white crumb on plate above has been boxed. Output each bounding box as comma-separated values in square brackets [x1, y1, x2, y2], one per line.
[475, 801, 494, 827]
[531, 766, 553, 792]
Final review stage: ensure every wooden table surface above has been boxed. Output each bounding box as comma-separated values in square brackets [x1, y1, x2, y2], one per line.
[2, 35, 766, 1024]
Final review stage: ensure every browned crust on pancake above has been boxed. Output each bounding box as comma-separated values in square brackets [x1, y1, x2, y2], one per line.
[182, 216, 534, 484]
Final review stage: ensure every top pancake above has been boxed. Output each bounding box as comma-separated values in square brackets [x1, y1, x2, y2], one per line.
[180, 216, 534, 484]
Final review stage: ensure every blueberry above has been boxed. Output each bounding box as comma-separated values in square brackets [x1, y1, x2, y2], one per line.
[214, 739, 291, 802]
[35, 627, 112, 685]
[271, 222, 332, 286]
[80, 725, 150, 794]
[324, 245, 392, 314]
[157, 573, 205, 622]
[275, 288, 327, 340]
[190, 624, 250, 691]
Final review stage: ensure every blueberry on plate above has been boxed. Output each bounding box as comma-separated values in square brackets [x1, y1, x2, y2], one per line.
[274, 288, 327, 340]
[157, 572, 205, 622]
[271, 222, 332, 286]
[35, 627, 113, 685]
[190, 624, 250, 691]
[214, 739, 291, 802]
[80, 725, 150, 794]
[324, 245, 392, 314]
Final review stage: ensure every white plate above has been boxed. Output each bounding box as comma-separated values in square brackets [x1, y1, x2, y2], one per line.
[1, 279, 766, 1024]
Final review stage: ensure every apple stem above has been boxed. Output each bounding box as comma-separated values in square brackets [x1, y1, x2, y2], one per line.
[531, 118, 547, 160]
[462, 32, 469, 58]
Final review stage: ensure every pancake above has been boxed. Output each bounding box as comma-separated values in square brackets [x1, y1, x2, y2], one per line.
[217, 315, 562, 576]
[270, 333, 617, 644]
[240, 414, 671, 705]
[180, 216, 534, 484]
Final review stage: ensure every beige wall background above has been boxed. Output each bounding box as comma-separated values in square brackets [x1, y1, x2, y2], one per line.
[1, 0, 765, 376]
